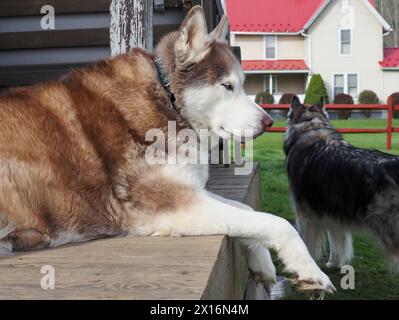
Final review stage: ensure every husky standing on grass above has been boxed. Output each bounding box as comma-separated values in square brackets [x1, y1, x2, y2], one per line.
[285, 96, 399, 268]
[0, 7, 333, 293]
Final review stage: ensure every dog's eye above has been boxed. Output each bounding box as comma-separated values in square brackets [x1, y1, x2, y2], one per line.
[221, 83, 234, 91]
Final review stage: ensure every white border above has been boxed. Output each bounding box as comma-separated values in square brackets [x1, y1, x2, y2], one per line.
[339, 28, 353, 57]
[332, 73, 345, 98]
[303, 0, 391, 32]
[362, 0, 392, 31]
[331, 72, 360, 99]
[264, 35, 277, 60]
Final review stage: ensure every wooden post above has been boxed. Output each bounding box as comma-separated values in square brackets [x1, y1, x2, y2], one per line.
[387, 95, 393, 150]
[110, 0, 153, 56]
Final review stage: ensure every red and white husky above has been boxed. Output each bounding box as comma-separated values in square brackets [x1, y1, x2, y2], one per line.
[0, 6, 333, 293]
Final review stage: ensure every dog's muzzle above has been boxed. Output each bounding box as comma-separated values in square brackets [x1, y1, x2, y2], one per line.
[262, 114, 274, 132]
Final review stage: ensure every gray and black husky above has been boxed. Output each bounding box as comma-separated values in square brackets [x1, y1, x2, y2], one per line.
[285, 96, 399, 268]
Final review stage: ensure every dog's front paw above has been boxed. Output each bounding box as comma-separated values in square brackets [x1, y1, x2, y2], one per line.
[292, 268, 335, 295]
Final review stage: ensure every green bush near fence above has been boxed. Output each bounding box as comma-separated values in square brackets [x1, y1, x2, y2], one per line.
[255, 91, 274, 104]
[359, 90, 379, 104]
[358, 90, 379, 118]
[392, 92, 399, 119]
[304, 74, 329, 104]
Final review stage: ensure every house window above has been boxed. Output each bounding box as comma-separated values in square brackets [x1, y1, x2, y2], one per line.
[347, 74, 358, 97]
[333, 73, 359, 99]
[265, 35, 276, 59]
[334, 74, 345, 97]
[340, 29, 352, 55]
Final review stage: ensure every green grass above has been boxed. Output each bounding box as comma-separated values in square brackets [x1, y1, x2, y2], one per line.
[253, 119, 399, 300]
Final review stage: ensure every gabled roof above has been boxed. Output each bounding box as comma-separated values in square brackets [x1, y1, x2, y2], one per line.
[226, 0, 391, 34]
[227, 0, 325, 33]
[242, 60, 309, 73]
[380, 48, 399, 69]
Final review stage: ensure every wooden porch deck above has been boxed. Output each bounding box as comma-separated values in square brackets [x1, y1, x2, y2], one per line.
[0, 163, 261, 300]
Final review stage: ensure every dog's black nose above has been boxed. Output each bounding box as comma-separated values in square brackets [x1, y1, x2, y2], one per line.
[262, 115, 274, 131]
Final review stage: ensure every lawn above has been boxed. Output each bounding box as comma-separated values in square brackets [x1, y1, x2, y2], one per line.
[252, 119, 399, 300]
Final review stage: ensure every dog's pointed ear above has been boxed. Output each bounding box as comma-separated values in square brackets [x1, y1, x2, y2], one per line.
[175, 6, 209, 65]
[290, 96, 301, 109]
[319, 96, 325, 107]
[210, 15, 229, 42]
[317, 96, 327, 112]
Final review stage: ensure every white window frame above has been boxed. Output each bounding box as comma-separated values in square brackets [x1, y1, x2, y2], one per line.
[332, 73, 359, 100]
[333, 73, 345, 98]
[339, 28, 353, 57]
[347, 73, 359, 98]
[264, 35, 277, 60]
[263, 74, 277, 94]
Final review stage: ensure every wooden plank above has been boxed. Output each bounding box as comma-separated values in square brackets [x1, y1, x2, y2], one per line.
[0, 236, 224, 299]
[0, 63, 88, 86]
[208, 177, 252, 184]
[0, 29, 109, 50]
[202, 237, 248, 299]
[208, 185, 248, 190]
[0, 47, 110, 68]
[0, 0, 112, 17]
[243, 163, 262, 211]
[0, 163, 259, 299]
[0, 14, 110, 33]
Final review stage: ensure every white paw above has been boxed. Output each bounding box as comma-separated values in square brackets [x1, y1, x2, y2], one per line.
[293, 266, 335, 294]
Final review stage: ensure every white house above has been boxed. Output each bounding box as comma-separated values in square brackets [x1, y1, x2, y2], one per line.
[226, 0, 399, 103]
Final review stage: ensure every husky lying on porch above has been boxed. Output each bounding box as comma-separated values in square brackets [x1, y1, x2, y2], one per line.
[285, 96, 399, 268]
[0, 7, 333, 293]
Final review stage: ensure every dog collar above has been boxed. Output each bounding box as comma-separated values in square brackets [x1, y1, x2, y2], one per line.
[154, 57, 178, 113]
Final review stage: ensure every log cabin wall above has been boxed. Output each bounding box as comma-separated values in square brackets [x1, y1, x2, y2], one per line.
[0, 0, 223, 90]
[0, 0, 112, 89]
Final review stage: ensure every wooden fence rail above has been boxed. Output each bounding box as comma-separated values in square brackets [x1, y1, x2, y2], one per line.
[261, 96, 399, 150]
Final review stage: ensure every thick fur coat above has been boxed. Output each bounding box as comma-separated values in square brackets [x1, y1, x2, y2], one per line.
[285, 96, 399, 267]
[0, 7, 333, 293]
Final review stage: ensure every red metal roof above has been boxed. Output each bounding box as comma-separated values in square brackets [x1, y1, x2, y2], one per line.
[226, 0, 381, 33]
[242, 60, 309, 71]
[380, 48, 399, 68]
[226, 0, 325, 33]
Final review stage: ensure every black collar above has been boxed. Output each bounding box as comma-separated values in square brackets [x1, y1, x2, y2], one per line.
[154, 57, 178, 113]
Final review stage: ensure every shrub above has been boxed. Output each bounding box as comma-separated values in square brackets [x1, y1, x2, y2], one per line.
[304, 74, 329, 104]
[334, 93, 354, 104]
[390, 92, 399, 119]
[255, 91, 274, 104]
[358, 90, 379, 117]
[359, 90, 379, 104]
[334, 93, 354, 119]
[391, 92, 399, 105]
[279, 93, 298, 104]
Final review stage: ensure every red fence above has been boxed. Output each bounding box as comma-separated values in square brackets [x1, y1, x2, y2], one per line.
[261, 97, 399, 150]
